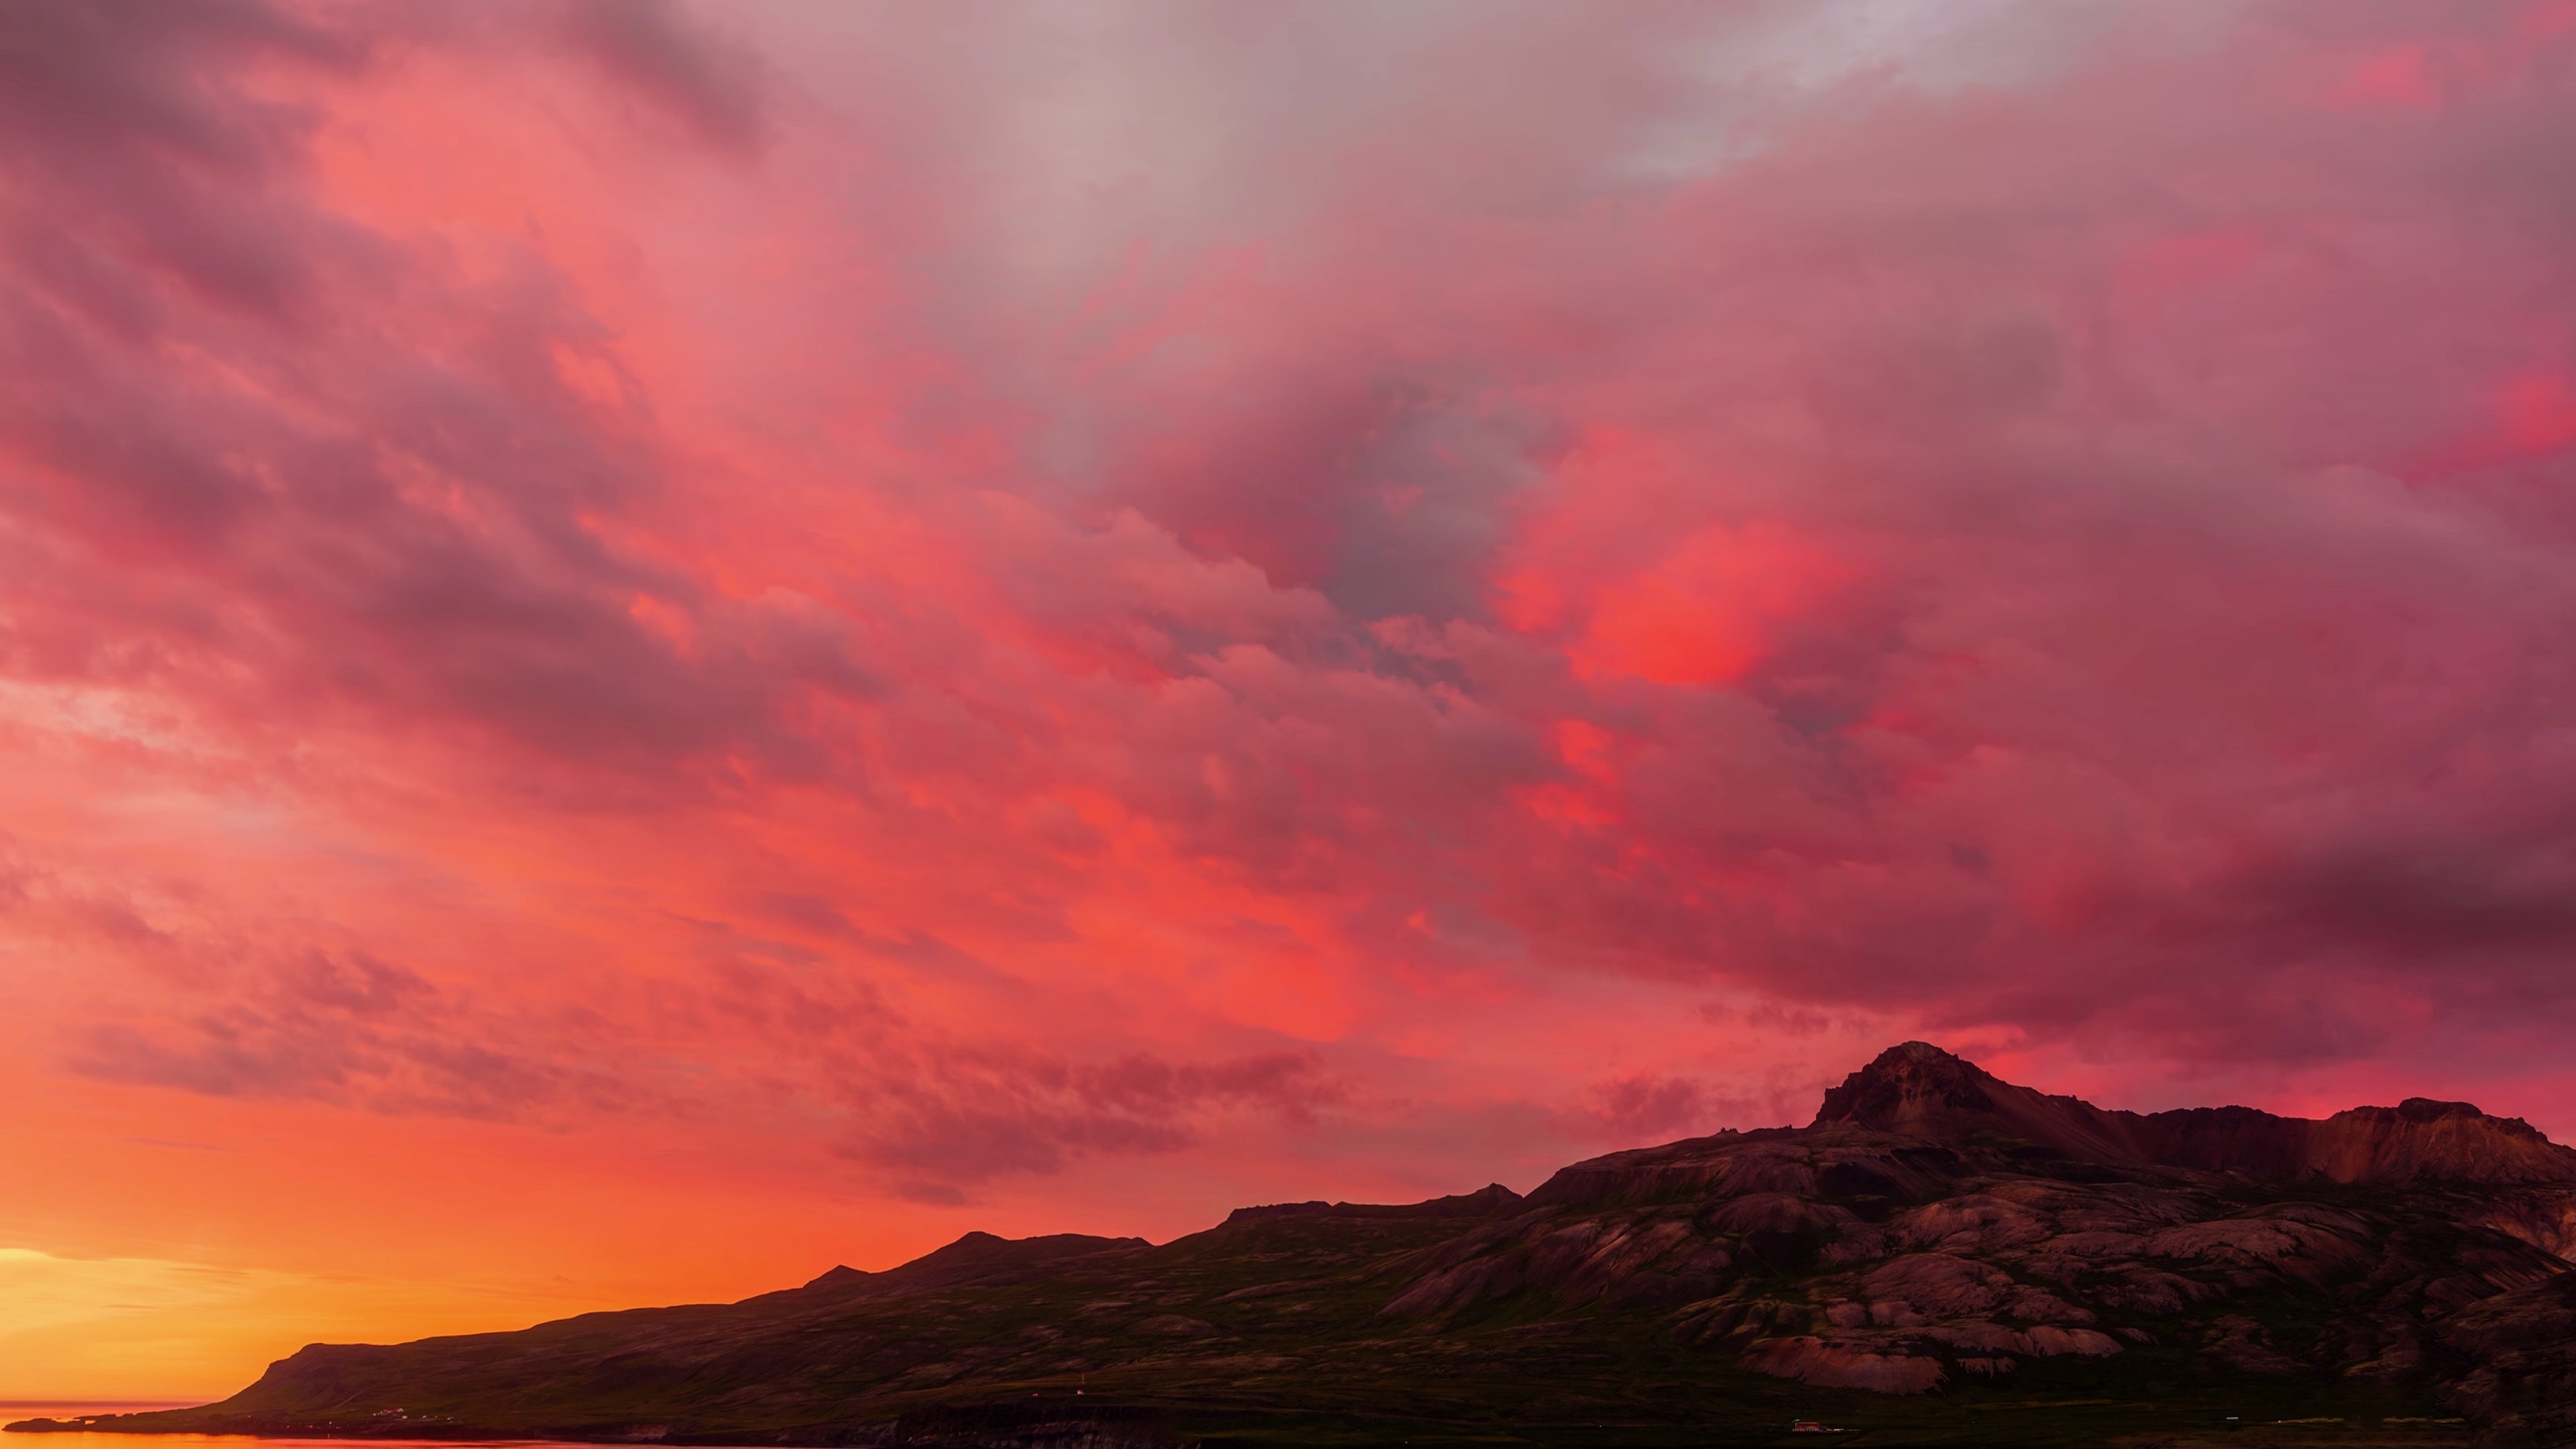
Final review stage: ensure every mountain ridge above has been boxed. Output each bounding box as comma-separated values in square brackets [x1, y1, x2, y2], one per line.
[1807, 1041, 2576, 1187]
[15, 1042, 2575, 1448]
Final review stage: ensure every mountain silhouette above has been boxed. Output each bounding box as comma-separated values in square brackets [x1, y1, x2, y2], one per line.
[15, 1043, 2575, 1448]
[1815, 1042, 2576, 1185]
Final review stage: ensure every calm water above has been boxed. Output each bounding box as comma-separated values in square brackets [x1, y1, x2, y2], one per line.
[0, 1402, 829, 1449]
[0, 1411, 197, 1420]
[0, 1413, 573, 1449]
[0, 1407, 2471, 1449]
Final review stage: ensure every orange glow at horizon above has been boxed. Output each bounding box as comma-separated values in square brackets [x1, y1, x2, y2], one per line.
[7, 0, 2576, 1400]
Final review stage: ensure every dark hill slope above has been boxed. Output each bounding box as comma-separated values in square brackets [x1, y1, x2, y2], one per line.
[17, 1044, 2576, 1448]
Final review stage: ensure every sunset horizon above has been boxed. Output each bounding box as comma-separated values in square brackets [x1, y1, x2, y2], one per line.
[6, 1, 2576, 1432]
[12, 1036, 2572, 1403]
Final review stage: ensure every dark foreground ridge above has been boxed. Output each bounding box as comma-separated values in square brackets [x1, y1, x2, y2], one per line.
[17, 1043, 2576, 1448]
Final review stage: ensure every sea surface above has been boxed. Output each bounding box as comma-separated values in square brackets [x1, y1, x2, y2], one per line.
[7, 1423, 574, 1433]
[0, 1410, 575, 1449]
[5, 1436, 576, 1449]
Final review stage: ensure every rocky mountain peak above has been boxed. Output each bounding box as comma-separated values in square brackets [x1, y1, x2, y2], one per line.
[1808, 1041, 2153, 1167]
[1807, 1042, 2576, 1186]
[1812, 1042, 2009, 1128]
[2398, 1096, 2487, 1118]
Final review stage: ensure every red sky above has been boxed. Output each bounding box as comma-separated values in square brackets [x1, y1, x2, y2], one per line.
[8, 0, 2576, 1400]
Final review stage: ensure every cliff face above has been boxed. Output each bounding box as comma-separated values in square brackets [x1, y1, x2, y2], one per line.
[2299, 1099, 2576, 1185]
[18, 1042, 2575, 1449]
[1809, 1040, 2165, 1165]
[1813, 1041, 2576, 1187]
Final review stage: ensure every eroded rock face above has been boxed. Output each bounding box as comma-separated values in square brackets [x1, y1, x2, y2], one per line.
[2437, 1272, 2576, 1449]
[1383, 1044, 2576, 1442]
[1861, 1253, 2011, 1318]
[1814, 1042, 2576, 1186]
[1740, 1336, 1946, 1394]
[1392, 1113, 2569, 1421]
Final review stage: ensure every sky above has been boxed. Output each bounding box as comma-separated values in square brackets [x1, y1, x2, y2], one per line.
[5, 0, 2576, 1401]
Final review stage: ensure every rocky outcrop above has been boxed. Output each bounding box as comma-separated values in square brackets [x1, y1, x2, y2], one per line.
[1426, 1120, 2566, 1414]
[2298, 1099, 2576, 1185]
[1739, 1336, 1946, 1393]
[1811, 1041, 2164, 1164]
[2437, 1271, 2576, 1448]
[1813, 1042, 2576, 1185]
